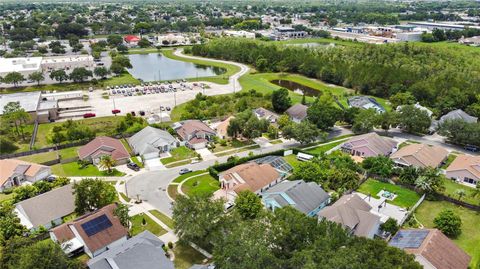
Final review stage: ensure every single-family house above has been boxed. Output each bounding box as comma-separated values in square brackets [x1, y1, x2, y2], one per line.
[389, 229, 471, 269]
[214, 162, 282, 202]
[347, 96, 385, 113]
[128, 126, 177, 159]
[341, 133, 397, 157]
[262, 180, 330, 217]
[390, 144, 448, 169]
[396, 102, 433, 118]
[78, 136, 130, 165]
[430, 109, 478, 132]
[124, 35, 140, 46]
[286, 103, 308, 123]
[254, 107, 279, 123]
[175, 120, 216, 149]
[87, 230, 174, 269]
[0, 159, 52, 192]
[14, 184, 75, 230]
[318, 193, 381, 238]
[445, 155, 480, 187]
[215, 116, 234, 139]
[50, 204, 128, 258]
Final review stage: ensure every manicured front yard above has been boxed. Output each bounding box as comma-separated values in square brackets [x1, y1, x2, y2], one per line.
[413, 200, 480, 268]
[172, 170, 207, 183]
[149, 209, 174, 229]
[356, 179, 421, 209]
[441, 178, 479, 205]
[51, 162, 125, 177]
[211, 139, 254, 153]
[173, 243, 207, 269]
[161, 146, 197, 165]
[181, 174, 220, 197]
[130, 213, 167, 237]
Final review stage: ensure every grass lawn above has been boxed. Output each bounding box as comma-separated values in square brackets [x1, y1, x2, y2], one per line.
[160, 146, 197, 165]
[167, 185, 179, 200]
[130, 156, 144, 168]
[441, 178, 479, 206]
[305, 140, 346, 155]
[181, 174, 220, 197]
[414, 200, 480, 268]
[356, 179, 421, 209]
[172, 170, 207, 183]
[58, 146, 80, 159]
[120, 138, 133, 156]
[440, 154, 457, 169]
[51, 162, 125, 177]
[283, 154, 302, 170]
[173, 243, 207, 269]
[214, 144, 260, 157]
[17, 146, 80, 163]
[0, 192, 13, 203]
[149, 209, 174, 229]
[130, 213, 167, 237]
[119, 192, 131, 202]
[211, 139, 254, 153]
[162, 49, 240, 85]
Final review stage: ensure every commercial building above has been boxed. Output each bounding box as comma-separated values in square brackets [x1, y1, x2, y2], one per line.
[223, 30, 256, 39]
[0, 92, 58, 123]
[408, 21, 480, 31]
[396, 32, 424, 42]
[0, 55, 95, 77]
[0, 57, 42, 77]
[459, 36, 480, 46]
[272, 26, 307, 40]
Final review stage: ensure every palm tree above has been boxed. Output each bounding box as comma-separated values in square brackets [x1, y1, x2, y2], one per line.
[98, 155, 116, 174]
[471, 182, 480, 204]
[455, 189, 466, 201]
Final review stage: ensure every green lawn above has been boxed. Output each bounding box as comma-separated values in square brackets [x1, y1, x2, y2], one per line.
[172, 170, 207, 183]
[51, 162, 125, 177]
[214, 144, 260, 157]
[356, 179, 421, 209]
[167, 185, 180, 200]
[305, 140, 346, 155]
[160, 146, 197, 165]
[17, 146, 80, 163]
[173, 243, 207, 269]
[58, 146, 80, 159]
[441, 154, 457, 169]
[130, 156, 144, 168]
[149, 210, 174, 229]
[130, 214, 167, 237]
[414, 200, 480, 268]
[211, 139, 254, 153]
[181, 174, 220, 197]
[0, 192, 14, 203]
[121, 138, 133, 156]
[283, 154, 302, 170]
[119, 192, 131, 202]
[162, 49, 240, 85]
[441, 178, 479, 206]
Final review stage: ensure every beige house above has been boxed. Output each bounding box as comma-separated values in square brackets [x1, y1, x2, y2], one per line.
[0, 159, 51, 191]
[390, 144, 448, 169]
[445, 155, 480, 187]
[341, 133, 397, 158]
[215, 116, 234, 139]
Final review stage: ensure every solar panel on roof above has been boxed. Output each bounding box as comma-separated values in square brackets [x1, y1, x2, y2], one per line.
[81, 214, 112, 237]
[389, 230, 429, 249]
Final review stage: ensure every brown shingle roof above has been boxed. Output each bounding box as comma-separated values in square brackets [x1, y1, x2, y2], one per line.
[400, 229, 471, 269]
[446, 155, 480, 180]
[343, 133, 397, 156]
[176, 120, 216, 141]
[78, 136, 130, 161]
[221, 162, 280, 193]
[51, 204, 128, 253]
[286, 104, 308, 121]
[0, 159, 49, 186]
[391, 144, 448, 168]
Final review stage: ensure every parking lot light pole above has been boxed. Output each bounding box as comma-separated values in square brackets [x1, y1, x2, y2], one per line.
[174, 91, 177, 106]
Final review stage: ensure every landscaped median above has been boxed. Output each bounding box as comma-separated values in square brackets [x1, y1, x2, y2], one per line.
[167, 170, 219, 200]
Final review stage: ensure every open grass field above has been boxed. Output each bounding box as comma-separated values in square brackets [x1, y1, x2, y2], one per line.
[181, 174, 220, 197]
[130, 213, 167, 237]
[51, 162, 125, 177]
[162, 49, 241, 85]
[149, 209, 174, 229]
[173, 243, 207, 269]
[356, 179, 421, 208]
[414, 200, 480, 268]
[160, 146, 197, 165]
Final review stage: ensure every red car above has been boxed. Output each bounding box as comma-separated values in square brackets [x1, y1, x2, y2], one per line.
[83, 113, 96, 118]
[112, 109, 121, 114]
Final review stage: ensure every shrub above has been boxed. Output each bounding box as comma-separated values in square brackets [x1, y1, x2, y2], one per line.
[433, 209, 462, 238]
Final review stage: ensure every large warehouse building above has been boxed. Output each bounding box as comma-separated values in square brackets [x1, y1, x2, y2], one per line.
[0, 55, 95, 77]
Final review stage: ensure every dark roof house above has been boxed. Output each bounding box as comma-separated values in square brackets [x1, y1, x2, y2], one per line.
[430, 109, 478, 131]
[78, 136, 130, 165]
[128, 126, 177, 159]
[87, 230, 174, 269]
[286, 104, 308, 122]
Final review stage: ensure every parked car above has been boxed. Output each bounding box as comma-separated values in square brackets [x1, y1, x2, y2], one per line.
[127, 162, 140, 171]
[83, 113, 96, 118]
[131, 111, 136, 116]
[179, 168, 192, 175]
[166, 106, 171, 111]
[139, 110, 145, 116]
[112, 109, 121, 114]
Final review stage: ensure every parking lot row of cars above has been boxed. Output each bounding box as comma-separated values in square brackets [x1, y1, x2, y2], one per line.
[107, 81, 206, 97]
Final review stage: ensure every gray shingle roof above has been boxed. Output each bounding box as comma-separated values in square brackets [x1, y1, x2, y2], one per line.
[439, 109, 477, 124]
[263, 180, 330, 214]
[286, 104, 308, 121]
[128, 126, 176, 156]
[87, 230, 174, 269]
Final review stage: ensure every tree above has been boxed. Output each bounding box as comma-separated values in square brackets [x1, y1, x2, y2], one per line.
[94, 66, 109, 79]
[455, 189, 466, 201]
[281, 121, 323, 145]
[107, 34, 123, 47]
[352, 109, 377, 134]
[397, 105, 431, 134]
[2, 72, 25, 87]
[49, 69, 68, 83]
[114, 203, 130, 228]
[234, 191, 263, 220]
[376, 111, 397, 134]
[98, 155, 116, 173]
[110, 62, 124, 76]
[389, 92, 416, 109]
[380, 218, 399, 235]
[362, 156, 394, 179]
[414, 167, 444, 194]
[271, 88, 291, 113]
[73, 178, 117, 214]
[117, 44, 128, 53]
[255, 57, 269, 72]
[2, 101, 31, 140]
[433, 209, 462, 238]
[307, 95, 342, 131]
[69, 67, 92, 82]
[28, 71, 44, 86]
[0, 137, 18, 154]
[138, 38, 151, 48]
[0, 203, 26, 243]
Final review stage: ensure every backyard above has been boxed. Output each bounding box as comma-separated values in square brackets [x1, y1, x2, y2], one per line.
[356, 179, 421, 209]
[51, 162, 125, 177]
[130, 213, 167, 237]
[181, 174, 220, 197]
[304, 140, 346, 155]
[173, 243, 207, 269]
[413, 200, 480, 268]
[18, 146, 80, 163]
[441, 178, 479, 206]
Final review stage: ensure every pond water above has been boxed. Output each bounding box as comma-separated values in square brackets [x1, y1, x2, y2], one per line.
[127, 53, 226, 82]
[270, 79, 320, 97]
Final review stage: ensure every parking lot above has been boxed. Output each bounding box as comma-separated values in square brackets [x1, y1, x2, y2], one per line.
[57, 80, 234, 120]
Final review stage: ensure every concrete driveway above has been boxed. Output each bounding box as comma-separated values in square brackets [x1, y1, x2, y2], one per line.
[144, 158, 166, 171]
[196, 148, 215, 161]
[254, 137, 272, 148]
